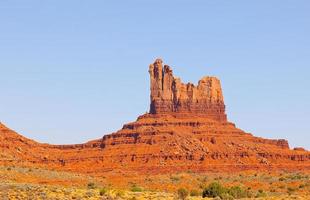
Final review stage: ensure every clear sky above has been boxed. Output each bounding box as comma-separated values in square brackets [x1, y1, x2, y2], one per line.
[0, 1, 309, 149]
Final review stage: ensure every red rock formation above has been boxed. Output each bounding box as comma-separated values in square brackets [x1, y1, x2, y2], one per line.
[0, 59, 309, 175]
[149, 59, 227, 121]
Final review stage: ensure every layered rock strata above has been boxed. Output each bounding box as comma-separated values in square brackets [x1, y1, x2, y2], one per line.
[149, 59, 226, 121]
[0, 59, 309, 175]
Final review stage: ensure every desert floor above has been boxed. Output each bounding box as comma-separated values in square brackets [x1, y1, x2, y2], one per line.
[0, 165, 309, 200]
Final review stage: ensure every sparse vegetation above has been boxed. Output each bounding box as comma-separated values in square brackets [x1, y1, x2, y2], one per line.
[115, 189, 125, 197]
[202, 182, 250, 199]
[87, 182, 96, 189]
[177, 188, 189, 200]
[255, 189, 267, 198]
[171, 175, 181, 182]
[279, 177, 286, 181]
[227, 186, 249, 199]
[131, 184, 143, 192]
[287, 187, 296, 195]
[202, 182, 225, 198]
[0, 166, 309, 199]
[190, 189, 200, 196]
[299, 184, 305, 189]
[99, 187, 108, 196]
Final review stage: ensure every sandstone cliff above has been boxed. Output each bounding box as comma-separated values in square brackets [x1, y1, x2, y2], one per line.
[149, 59, 226, 121]
[0, 59, 309, 175]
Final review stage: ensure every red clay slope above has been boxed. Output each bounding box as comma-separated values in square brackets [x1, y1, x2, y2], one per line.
[0, 59, 309, 175]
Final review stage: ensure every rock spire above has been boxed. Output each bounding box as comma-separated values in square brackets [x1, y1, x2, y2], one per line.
[149, 58, 227, 121]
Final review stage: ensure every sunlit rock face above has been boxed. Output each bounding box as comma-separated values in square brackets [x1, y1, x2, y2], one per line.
[0, 59, 309, 175]
[149, 59, 227, 121]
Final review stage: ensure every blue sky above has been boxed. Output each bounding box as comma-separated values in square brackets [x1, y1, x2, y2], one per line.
[0, 1, 309, 149]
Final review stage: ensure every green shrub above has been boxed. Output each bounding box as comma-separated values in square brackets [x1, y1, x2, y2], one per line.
[131, 185, 143, 192]
[177, 188, 189, 200]
[203, 182, 250, 199]
[99, 188, 107, 196]
[190, 189, 200, 196]
[227, 186, 248, 199]
[202, 182, 226, 198]
[289, 174, 303, 180]
[220, 193, 234, 200]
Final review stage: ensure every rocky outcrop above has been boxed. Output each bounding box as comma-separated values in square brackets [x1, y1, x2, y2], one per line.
[0, 59, 309, 175]
[149, 59, 227, 121]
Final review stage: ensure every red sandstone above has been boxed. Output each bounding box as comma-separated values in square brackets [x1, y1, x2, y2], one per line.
[0, 59, 309, 175]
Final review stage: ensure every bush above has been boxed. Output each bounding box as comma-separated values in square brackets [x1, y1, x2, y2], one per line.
[255, 189, 267, 198]
[290, 174, 303, 180]
[299, 184, 305, 189]
[220, 193, 234, 200]
[87, 182, 96, 189]
[279, 177, 286, 181]
[287, 187, 296, 195]
[177, 188, 189, 200]
[99, 188, 107, 196]
[227, 186, 248, 199]
[190, 189, 200, 196]
[270, 188, 276, 192]
[131, 185, 143, 192]
[202, 182, 226, 198]
[203, 182, 250, 199]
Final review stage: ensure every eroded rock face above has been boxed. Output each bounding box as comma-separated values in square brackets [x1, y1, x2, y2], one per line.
[149, 59, 227, 121]
[0, 59, 309, 175]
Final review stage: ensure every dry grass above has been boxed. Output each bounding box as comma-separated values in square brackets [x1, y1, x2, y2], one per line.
[0, 166, 309, 199]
